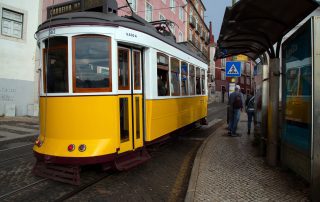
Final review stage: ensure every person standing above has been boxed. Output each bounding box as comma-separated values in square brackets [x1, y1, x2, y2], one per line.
[245, 91, 255, 135]
[228, 85, 243, 136]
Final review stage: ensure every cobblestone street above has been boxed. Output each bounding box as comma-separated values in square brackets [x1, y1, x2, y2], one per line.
[186, 112, 309, 201]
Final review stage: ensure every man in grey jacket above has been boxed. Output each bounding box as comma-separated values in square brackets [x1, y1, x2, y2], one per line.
[228, 85, 243, 136]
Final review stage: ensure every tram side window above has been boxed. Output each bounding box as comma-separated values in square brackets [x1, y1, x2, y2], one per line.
[73, 35, 111, 92]
[171, 57, 180, 96]
[118, 48, 130, 90]
[181, 61, 188, 96]
[286, 68, 299, 96]
[43, 36, 68, 93]
[196, 67, 201, 95]
[201, 69, 205, 95]
[189, 65, 195, 95]
[157, 53, 169, 96]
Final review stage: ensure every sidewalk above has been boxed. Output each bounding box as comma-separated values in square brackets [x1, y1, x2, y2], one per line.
[186, 112, 309, 201]
[0, 116, 38, 144]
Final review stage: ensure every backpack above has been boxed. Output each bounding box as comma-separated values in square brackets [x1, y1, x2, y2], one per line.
[233, 94, 242, 109]
[246, 96, 255, 112]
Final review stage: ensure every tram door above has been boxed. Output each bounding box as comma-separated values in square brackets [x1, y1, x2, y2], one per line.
[118, 47, 143, 153]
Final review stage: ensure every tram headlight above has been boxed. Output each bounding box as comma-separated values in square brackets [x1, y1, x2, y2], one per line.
[78, 144, 86, 152]
[68, 144, 75, 152]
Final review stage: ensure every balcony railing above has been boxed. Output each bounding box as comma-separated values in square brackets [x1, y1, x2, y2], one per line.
[189, 15, 195, 28]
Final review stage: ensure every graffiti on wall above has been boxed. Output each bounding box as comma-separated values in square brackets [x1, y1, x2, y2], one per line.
[0, 88, 16, 102]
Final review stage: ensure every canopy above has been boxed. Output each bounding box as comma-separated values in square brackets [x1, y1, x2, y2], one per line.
[216, 0, 319, 60]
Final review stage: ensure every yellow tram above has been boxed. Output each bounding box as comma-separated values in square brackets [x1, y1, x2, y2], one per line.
[33, 0, 208, 183]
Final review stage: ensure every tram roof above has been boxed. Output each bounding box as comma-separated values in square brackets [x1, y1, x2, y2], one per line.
[215, 0, 319, 60]
[37, 11, 208, 64]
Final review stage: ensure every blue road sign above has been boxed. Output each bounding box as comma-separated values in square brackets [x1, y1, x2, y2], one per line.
[226, 61, 241, 77]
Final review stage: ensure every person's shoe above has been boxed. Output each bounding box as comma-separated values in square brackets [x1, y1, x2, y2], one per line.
[231, 133, 240, 137]
[247, 129, 250, 135]
[228, 131, 231, 135]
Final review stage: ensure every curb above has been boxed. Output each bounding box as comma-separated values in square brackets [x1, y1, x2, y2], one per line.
[185, 119, 225, 202]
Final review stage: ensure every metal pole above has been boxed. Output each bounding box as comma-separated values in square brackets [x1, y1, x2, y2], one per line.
[267, 58, 280, 166]
[261, 58, 269, 156]
[312, 15, 320, 202]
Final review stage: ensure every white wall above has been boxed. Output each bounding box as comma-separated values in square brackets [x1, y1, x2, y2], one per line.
[0, 0, 41, 116]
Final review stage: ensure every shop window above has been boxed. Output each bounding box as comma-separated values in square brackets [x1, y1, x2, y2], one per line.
[170, 57, 180, 96]
[43, 36, 68, 93]
[181, 62, 188, 96]
[73, 35, 112, 92]
[189, 65, 195, 95]
[118, 48, 130, 90]
[157, 53, 169, 96]
[196, 67, 201, 95]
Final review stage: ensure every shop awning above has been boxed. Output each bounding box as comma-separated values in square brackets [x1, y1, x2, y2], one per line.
[215, 0, 319, 60]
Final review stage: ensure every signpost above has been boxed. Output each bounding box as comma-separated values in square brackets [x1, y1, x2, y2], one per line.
[226, 61, 241, 77]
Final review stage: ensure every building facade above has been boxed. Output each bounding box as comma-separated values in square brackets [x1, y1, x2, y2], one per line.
[214, 55, 254, 103]
[0, 0, 41, 116]
[186, 0, 210, 60]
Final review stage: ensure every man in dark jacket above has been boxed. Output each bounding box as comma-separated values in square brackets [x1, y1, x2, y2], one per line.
[228, 85, 243, 136]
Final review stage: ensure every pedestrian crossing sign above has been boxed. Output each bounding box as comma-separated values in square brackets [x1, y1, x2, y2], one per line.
[226, 61, 241, 77]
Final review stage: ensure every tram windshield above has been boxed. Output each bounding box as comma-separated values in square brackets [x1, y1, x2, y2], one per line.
[73, 35, 112, 92]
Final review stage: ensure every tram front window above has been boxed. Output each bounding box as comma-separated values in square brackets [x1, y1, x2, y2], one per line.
[73, 35, 112, 92]
[43, 37, 68, 93]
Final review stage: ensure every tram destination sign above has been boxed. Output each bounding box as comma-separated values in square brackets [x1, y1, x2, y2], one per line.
[47, 0, 105, 19]
[47, 0, 81, 19]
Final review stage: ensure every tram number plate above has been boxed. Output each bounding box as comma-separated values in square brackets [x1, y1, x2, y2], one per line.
[126, 33, 137, 38]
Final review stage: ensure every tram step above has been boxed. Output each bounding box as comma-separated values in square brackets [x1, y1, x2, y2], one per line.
[33, 161, 81, 185]
[115, 148, 151, 171]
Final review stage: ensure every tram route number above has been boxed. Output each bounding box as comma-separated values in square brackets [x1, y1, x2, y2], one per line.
[126, 33, 137, 38]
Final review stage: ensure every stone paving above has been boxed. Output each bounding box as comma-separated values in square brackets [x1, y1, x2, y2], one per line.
[186, 112, 309, 202]
[0, 117, 38, 143]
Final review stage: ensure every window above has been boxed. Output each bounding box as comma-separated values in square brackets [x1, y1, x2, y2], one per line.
[195, 0, 199, 10]
[1, 8, 23, 39]
[170, 0, 175, 12]
[246, 62, 251, 74]
[201, 9, 204, 19]
[240, 76, 244, 84]
[162, 0, 166, 4]
[181, 62, 188, 96]
[118, 48, 130, 90]
[246, 77, 250, 85]
[189, 65, 195, 95]
[133, 51, 141, 90]
[43, 37, 68, 93]
[179, 32, 183, 42]
[221, 71, 226, 80]
[221, 58, 226, 69]
[120, 98, 129, 142]
[179, 6, 184, 21]
[170, 58, 180, 96]
[170, 23, 175, 34]
[73, 35, 112, 92]
[128, 0, 137, 12]
[146, 2, 153, 22]
[189, 29, 192, 41]
[196, 67, 201, 95]
[201, 69, 205, 95]
[159, 13, 165, 21]
[157, 53, 169, 96]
